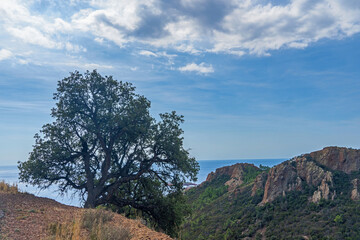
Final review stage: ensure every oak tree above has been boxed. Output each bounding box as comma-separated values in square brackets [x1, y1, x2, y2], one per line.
[18, 70, 198, 235]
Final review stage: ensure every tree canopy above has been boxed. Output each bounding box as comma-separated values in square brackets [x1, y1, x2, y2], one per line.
[18, 70, 199, 236]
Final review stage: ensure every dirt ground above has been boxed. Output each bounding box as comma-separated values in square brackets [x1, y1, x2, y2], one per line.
[0, 191, 172, 240]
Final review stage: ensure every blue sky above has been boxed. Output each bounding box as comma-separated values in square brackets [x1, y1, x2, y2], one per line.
[1, 0, 360, 165]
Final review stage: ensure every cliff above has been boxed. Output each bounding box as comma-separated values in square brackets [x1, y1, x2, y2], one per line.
[203, 147, 360, 205]
[309, 146, 360, 173]
[256, 147, 360, 205]
[205, 163, 261, 192]
[182, 146, 360, 240]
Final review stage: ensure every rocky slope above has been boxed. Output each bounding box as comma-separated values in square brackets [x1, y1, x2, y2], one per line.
[203, 147, 359, 205]
[253, 147, 360, 205]
[182, 146, 360, 240]
[0, 188, 172, 240]
[204, 147, 359, 205]
[309, 147, 360, 173]
[205, 163, 261, 192]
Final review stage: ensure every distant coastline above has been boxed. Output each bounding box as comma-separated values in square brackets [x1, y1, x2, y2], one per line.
[0, 158, 286, 207]
[196, 158, 286, 183]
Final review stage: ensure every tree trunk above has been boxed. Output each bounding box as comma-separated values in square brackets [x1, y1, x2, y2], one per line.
[84, 191, 96, 208]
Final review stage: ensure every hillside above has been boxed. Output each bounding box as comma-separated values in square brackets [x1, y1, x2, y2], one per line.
[181, 147, 360, 240]
[0, 184, 172, 240]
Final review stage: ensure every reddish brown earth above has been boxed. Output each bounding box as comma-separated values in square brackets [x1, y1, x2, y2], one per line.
[0, 191, 172, 240]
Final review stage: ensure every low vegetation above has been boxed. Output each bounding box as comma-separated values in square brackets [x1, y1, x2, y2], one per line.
[1, 187, 171, 240]
[0, 180, 19, 194]
[48, 209, 131, 240]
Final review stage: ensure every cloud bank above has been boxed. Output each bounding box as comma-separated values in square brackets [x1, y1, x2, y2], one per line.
[1, 0, 360, 57]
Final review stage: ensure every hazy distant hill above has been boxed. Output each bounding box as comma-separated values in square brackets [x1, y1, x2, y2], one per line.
[181, 147, 360, 240]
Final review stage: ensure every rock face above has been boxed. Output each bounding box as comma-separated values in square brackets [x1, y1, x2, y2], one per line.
[251, 172, 268, 196]
[351, 179, 360, 201]
[310, 174, 334, 203]
[309, 147, 360, 174]
[206, 163, 259, 192]
[259, 147, 360, 205]
[203, 147, 360, 206]
[295, 156, 335, 203]
[261, 161, 299, 204]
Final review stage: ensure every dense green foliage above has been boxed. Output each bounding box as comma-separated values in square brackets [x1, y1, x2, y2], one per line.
[18, 70, 198, 237]
[241, 165, 264, 186]
[182, 166, 360, 240]
[110, 187, 192, 237]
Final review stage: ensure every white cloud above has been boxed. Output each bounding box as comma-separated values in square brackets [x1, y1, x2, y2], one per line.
[7, 26, 60, 49]
[139, 50, 158, 57]
[179, 62, 214, 74]
[65, 42, 87, 52]
[18, 59, 29, 65]
[0, 0, 44, 26]
[138, 50, 176, 65]
[63, 62, 114, 69]
[1, 0, 360, 57]
[6, 26, 85, 52]
[0, 0, 84, 52]
[157, 51, 177, 59]
[70, 0, 360, 56]
[94, 37, 105, 44]
[0, 49, 13, 61]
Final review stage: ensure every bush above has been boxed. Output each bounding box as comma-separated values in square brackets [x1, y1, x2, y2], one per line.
[0, 180, 19, 194]
[334, 215, 344, 224]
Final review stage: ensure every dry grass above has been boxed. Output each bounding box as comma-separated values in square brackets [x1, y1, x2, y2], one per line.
[81, 209, 114, 230]
[1, 190, 171, 240]
[48, 209, 131, 240]
[48, 219, 82, 240]
[0, 180, 19, 194]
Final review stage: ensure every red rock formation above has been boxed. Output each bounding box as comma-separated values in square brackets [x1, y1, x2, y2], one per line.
[204, 147, 360, 206]
[205, 163, 259, 192]
[309, 147, 360, 174]
[259, 147, 359, 205]
[260, 161, 299, 204]
[206, 163, 257, 182]
[251, 172, 268, 196]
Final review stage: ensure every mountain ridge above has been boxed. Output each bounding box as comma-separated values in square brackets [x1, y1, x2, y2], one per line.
[204, 146, 360, 205]
[182, 146, 360, 240]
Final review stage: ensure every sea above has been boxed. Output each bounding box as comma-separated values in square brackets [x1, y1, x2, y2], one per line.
[0, 158, 285, 207]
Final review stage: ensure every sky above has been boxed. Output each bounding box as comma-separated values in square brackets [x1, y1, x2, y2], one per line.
[0, 0, 360, 165]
